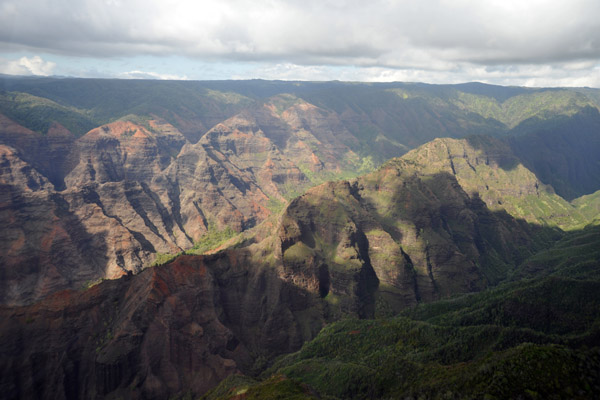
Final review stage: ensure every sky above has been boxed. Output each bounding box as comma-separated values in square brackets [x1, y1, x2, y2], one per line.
[1, 0, 599, 87]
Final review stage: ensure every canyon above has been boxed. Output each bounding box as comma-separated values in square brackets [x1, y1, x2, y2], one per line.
[0, 78, 599, 398]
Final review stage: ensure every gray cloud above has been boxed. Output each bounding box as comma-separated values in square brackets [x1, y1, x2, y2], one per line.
[2, 0, 598, 63]
[0, 0, 599, 85]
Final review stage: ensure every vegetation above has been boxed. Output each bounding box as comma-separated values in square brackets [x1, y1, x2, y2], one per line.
[513, 225, 600, 281]
[186, 224, 237, 255]
[151, 251, 182, 267]
[202, 374, 259, 400]
[149, 224, 239, 267]
[0, 91, 98, 135]
[572, 189, 600, 225]
[266, 197, 287, 214]
[81, 278, 105, 290]
[508, 107, 600, 200]
[2, 77, 599, 398]
[452, 89, 597, 129]
[202, 375, 320, 400]
[207, 223, 600, 399]
[0, 79, 254, 139]
[399, 136, 594, 230]
[116, 113, 158, 133]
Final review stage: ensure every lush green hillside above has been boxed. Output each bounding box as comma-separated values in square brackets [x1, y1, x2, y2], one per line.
[1, 78, 254, 141]
[205, 225, 600, 399]
[400, 136, 590, 230]
[207, 316, 600, 399]
[573, 190, 600, 225]
[3, 78, 599, 169]
[1, 77, 599, 398]
[514, 225, 600, 281]
[508, 107, 600, 200]
[575, 87, 600, 109]
[0, 91, 97, 135]
[453, 89, 596, 129]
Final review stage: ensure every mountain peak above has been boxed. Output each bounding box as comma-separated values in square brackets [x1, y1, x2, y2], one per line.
[85, 120, 152, 139]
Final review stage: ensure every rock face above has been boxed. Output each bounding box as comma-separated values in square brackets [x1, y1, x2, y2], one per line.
[0, 252, 324, 400]
[1, 78, 599, 398]
[0, 111, 569, 309]
[0, 97, 366, 305]
[0, 114, 79, 190]
[2, 80, 599, 305]
[276, 159, 555, 316]
[401, 136, 589, 229]
[0, 156, 557, 399]
[0, 117, 194, 305]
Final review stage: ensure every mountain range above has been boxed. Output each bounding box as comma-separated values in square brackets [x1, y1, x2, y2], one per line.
[0, 77, 599, 399]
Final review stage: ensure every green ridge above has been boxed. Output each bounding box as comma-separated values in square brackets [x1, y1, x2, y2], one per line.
[212, 225, 600, 399]
[0, 91, 97, 135]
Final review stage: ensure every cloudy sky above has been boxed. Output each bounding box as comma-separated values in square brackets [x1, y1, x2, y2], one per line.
[1, 0, 599, 87]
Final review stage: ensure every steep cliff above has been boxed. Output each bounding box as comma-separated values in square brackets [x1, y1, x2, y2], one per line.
[0, 247, 329, 399]
[0, 152, 562, 399]
[0, 95, 367, 305]
[276, 160, 557, 317]
[2, 79, 599, 307]
[401, 136, 589, 229]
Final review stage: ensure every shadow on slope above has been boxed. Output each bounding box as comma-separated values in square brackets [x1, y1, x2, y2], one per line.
[507, 107, 600, 200]
[0, 184, 109, 306]
[0, 248, 327, 400]
[206, 225, 600, 400]
[0, 160, 595, 399]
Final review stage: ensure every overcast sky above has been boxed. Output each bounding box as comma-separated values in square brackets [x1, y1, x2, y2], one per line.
[1, 0, 599, 87]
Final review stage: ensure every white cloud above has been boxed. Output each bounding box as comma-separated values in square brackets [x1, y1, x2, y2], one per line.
[232, 62, 600, 88]
[0, 55, 56, 76]
[0, 1, 599, 85]
[119, 70, 189, 80]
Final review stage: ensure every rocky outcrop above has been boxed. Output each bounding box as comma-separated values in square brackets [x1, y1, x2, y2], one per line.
[400, 136, 589, 229]
[0, 117, 568, 307]
[0, 114, 78, 190]
[275, 163, 555, 316]
[0, 165, 163, 305]
[0, 77, 598, 399]
[0, 96, 369, 305]
[0, 156, 559, 399]
[0, 251, 325, 400]
[0, 145, 53, 191]
[1, 84, 594, 307]
[0, 117, 197, 305]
